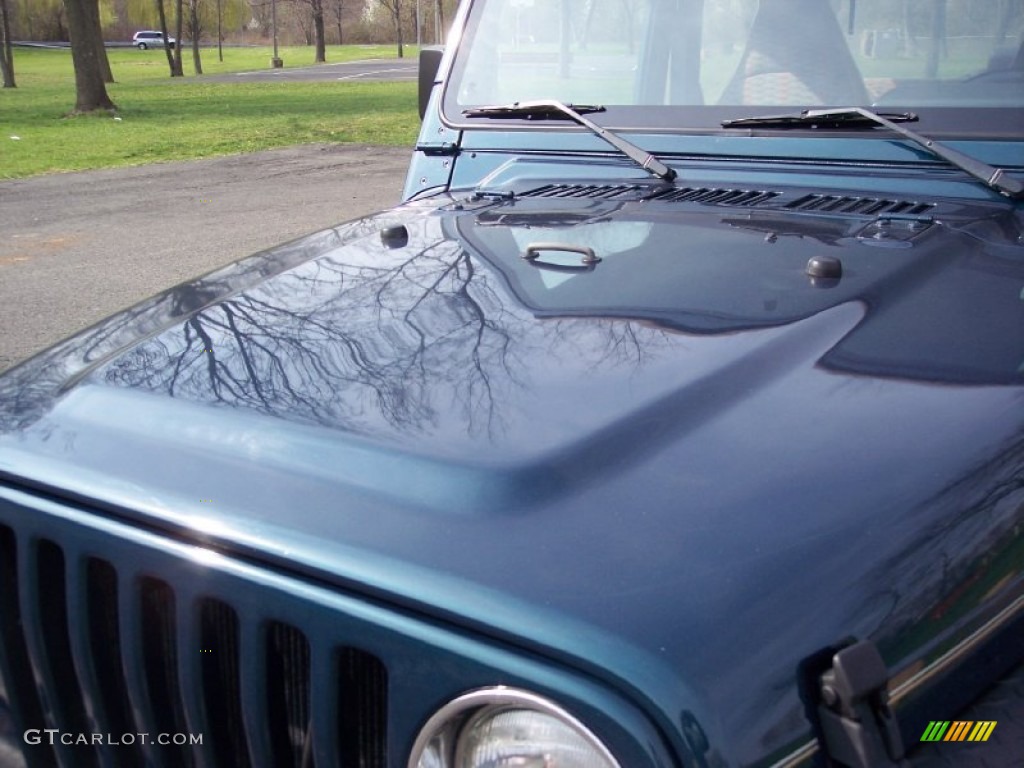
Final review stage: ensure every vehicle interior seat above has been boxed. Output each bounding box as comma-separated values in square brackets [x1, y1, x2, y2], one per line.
[719, 0, 869, 106]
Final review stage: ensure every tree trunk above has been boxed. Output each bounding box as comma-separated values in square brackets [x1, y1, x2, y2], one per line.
[172, 0, 184, 76]
[312, 0, 326, 62]
[334, 0, 342, 45]
[85, 0, 114, 83]
[0, 0, 15, 88]
[62, 0, 117, 112]
[189, 0, 203, 74]
[376, 1, 403, 57]
[156, 0, 177, 75]
[395, 0, 403, 58]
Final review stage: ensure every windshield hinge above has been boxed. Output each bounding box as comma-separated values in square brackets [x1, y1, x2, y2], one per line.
[816, 640, 909, 768]
[416, 141, 459, 157]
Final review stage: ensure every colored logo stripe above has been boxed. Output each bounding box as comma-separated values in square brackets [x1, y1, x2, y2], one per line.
[920, 721, 949, 742]
[920, 721, 997, 742]
[945, 721, 972, 741]
[968, 721, 997, 742]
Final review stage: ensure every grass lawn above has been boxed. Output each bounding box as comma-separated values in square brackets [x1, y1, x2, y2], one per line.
[0, 45, 421, 179]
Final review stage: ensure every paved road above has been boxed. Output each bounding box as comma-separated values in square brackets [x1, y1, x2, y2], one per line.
[207, 57, 419, 82]
[14, 44, 418, 82]
[0, 144, 412, 373]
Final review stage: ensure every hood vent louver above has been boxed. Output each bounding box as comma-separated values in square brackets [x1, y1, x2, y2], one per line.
[646, 187, 779, 206]
[785, 194, 934, 216]
[520, 183, 645, 200]
[519, 183, 779, 207]
[517, 185, 935, 217]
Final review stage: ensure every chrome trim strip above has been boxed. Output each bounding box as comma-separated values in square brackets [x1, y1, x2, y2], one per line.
[890, 592, 1024, 703]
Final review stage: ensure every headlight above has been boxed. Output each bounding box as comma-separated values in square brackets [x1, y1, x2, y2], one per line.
[409, 687, 622, 768]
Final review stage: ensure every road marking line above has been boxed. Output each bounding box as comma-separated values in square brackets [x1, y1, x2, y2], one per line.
[336, 68, 416, 80]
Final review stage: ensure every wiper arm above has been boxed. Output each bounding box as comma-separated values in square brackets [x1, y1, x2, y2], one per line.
[464, 99, 677, 182]
[723, 107, 1022, 199]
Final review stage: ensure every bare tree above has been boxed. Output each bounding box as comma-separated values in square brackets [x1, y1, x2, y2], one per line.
[172, 0, 185, 75]
[188, 0, 203, 73]
[63, 0, 117, 112]
[147, 0, 178, 74]
[13, 0, 66, 41]
[132, 0, 245, 74]
[0, 0, 15, 88]
[330, 0, 342, 44]
[376, 0, 403, 58]
[424, 0, 456, 44]
[290, 0, 327, 61]
[310, 0, 325, 61]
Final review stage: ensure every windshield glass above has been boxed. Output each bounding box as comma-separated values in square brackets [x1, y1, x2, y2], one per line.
[448, 0, 1024, 123]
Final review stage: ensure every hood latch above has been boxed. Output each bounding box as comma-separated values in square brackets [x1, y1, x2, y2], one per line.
[817, 639, 909, 768]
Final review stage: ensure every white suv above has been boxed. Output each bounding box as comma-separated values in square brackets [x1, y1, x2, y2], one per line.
[133, 30, 175, 50]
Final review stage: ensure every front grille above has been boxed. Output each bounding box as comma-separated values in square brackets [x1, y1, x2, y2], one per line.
[0, 523, 388, 768]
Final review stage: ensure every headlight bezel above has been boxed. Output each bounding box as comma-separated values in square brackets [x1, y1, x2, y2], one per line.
[408, 686, 623, 768]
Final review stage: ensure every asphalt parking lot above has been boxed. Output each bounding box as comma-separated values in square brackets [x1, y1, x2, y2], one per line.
[0, 144, 412, 373]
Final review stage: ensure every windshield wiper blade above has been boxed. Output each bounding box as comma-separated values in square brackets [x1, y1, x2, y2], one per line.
[464, 99, 677, 182]
[723, 107, 1022, 199]
[463, 101, 607, 119]
[722, 109, 919, 129]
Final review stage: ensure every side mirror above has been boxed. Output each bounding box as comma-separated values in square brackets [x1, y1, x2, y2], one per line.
[419, 47, 445, 120]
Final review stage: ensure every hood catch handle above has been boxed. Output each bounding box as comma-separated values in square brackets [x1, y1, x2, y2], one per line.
[816, 640, 909, 768]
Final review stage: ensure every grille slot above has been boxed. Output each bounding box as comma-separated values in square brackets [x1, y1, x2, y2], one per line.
[139, 576, 191, 766]
[0, 526, 54, 766]
[0, 526, 390, 768]
[34, 540, 98, 767]
[785, 193, 934, 216]
[266, 622, 313, 768]
[85, 557, 143, 767]
[200, 599, 250, 768]
[338, 647, 388, 768]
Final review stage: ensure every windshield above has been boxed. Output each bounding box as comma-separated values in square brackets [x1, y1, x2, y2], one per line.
[447, 0, 1024, 132]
